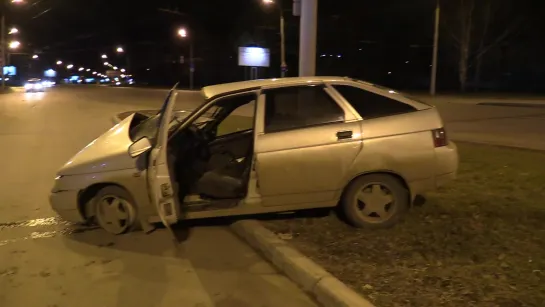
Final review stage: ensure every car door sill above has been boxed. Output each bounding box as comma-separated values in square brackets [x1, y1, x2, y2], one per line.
[183, 195, 241, 212]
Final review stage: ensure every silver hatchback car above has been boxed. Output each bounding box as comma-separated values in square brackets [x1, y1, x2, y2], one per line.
[50, 77, 458, 234]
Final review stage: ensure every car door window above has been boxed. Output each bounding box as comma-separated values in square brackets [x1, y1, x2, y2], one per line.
[216, 100, 255, 137]
[264, 85, 345, 133]
[332, 85, 416, 119]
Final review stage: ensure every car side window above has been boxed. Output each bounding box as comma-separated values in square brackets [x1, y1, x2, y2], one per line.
[332, 85, 416, 119]
[216, 100, 256, 137]
[264, 85, 345, 133]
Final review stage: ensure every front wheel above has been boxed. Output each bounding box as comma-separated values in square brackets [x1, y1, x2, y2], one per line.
[93, 186, 138, 234]
[341, 174, 410, 229]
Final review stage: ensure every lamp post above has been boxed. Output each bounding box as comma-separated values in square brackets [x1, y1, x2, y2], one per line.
[1, 0, 24, 90]
[178, 27, 194, 89]
[263, 0, 287, 77]
[115, 46, 130, 75]
[298, 0, 318, 76]
[1, 14, 7, 89]
[430, 1, 440, 96]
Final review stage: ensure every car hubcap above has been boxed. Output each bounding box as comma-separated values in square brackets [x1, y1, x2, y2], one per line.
[96, 195, 135, 234]
[354, 183, 395, 223]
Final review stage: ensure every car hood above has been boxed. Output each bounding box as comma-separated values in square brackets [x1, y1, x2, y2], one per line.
[58, 114, 138, 176]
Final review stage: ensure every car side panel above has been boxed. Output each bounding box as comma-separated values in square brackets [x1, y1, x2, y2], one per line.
[255, 121, 363, 205]
[337, 109, 443, 199]
[51, 168, 153, 221]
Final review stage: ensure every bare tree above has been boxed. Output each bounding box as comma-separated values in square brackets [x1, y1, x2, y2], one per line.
[443, 0, 522, 91]
[457, 0, 474, 92]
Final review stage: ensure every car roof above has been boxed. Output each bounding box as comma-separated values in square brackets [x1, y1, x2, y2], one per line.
[200, 76, 432, 110]
[201, 76, 349, 99]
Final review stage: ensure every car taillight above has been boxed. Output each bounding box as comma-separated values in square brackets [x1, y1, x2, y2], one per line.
[432, 128, 448, 147]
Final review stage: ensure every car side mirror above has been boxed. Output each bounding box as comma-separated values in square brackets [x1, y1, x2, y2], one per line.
[129, 137, 152, 158]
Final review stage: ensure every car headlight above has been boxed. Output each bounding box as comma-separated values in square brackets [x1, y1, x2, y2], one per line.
[35, 84, 43, 89]
[55, 175, 63, 180]
[24, 83, 32, 89]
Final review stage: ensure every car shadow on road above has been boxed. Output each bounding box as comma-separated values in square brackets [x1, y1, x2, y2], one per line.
[61, 226, 179, 307]
[61, 210, 329, 307]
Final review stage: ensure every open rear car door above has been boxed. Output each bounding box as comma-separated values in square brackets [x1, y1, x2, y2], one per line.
[147, 84, 180, 232]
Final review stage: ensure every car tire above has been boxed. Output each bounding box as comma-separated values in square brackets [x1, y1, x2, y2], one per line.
[341, 174, 410, 229]
[93, 185, 139, 235]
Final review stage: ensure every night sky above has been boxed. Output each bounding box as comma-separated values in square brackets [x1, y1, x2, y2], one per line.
[4, 0, 545, 90]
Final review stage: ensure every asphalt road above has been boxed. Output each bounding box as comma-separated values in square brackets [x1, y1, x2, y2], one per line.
[0, 86, 317, 307]
[1, 85, 544, 307]
[421, 96, 545, 151]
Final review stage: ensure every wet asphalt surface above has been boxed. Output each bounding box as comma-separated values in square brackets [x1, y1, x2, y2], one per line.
[1, 85, 544, 307]
[423, 96, 545, 150]
[0, 85, 317, 307]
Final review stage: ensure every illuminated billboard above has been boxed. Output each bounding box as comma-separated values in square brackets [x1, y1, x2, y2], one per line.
[238, 47, 270, 67]
[44, 69, 57, 77]
[3, 66, 17, 76]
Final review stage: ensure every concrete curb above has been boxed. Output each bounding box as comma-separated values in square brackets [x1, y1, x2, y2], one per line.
[231, 220, 375, 307]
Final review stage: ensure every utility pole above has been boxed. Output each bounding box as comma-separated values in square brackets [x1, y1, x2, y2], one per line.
[298, 0, 317, 77]
[1, 13, 6, 90]
[189, 39, 194, 89]
[430, 1, 440, 96]
[280, 12, 287, 77]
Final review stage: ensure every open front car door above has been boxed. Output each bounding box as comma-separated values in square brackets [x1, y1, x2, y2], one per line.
[147, 84, 180, 230]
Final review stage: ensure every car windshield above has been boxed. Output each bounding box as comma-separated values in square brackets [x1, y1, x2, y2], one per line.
[129, 90, 208, 142]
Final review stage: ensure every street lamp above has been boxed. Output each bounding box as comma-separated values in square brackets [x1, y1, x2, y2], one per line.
[86, 68, 90, 72]
[2, 0, 26, 90]
[101, 54, 107, 59]
[8, 41, 20, 49]
[56, 60, 63, 65]
[103, 62, 109, 66]
[120, 68, 126, 73]
[8, 27, 18, 34]
[116, 46, 124, 53]
[177, 27, 194, 89]
[78, 67, 84, 71]
[66, 64, 73, 69]
[113, 66, 118, 70]
[32, 54, 38, 59]
[262, 0, 287, 77]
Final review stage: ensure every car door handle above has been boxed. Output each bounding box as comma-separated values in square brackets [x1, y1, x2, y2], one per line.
[336, 130, 353, 140]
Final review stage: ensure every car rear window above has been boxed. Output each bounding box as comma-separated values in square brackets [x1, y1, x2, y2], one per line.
[333, 85, 417, 119]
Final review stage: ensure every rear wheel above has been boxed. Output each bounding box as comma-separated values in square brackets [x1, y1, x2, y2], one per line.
[93, 186, 138, 234]
[341, 174, 409, 229]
